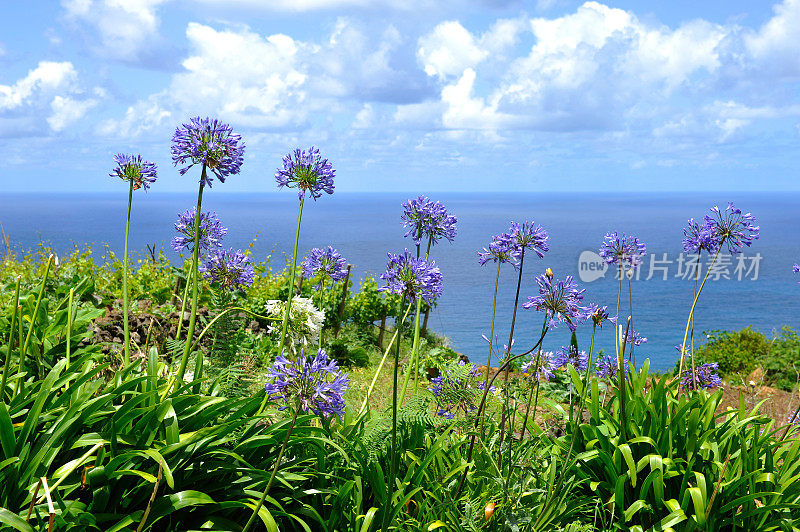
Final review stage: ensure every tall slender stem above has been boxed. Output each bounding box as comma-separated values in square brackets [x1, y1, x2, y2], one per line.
[122, 179, 134, 366]
[1, 277, 20, 399]
[400, 236, 433, 406]
[498, 248, 526, 469]
[358, 301, 414, 416]
[66, 287, 74, 369]
[455, 327, 549, 499]
[690, 254, 701, 389]
[615, 265, 622, 360]
[15, 256, 52, 393]
[519, 314, 549, 441]
[382, 296, 405, 532]
[242, 408, 300, 532]
[678, 247, 721, 378]
[176, 168, 206, 386]
[480, 261, 503, 438]
[174, 264, 193, 342]
[627, 274, 635, 369]
[278, 196, 305, 354]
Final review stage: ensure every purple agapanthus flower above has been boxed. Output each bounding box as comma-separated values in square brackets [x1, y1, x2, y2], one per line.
[584, 303, 616, 328]
[704, 203, 759, 254]
[552, 345, 589, 372]
[379, 249, 443, 304]
[302, 246, 348, 288]
[264, 348, 349, 419]
[199, 248, 255, 291]
[110, 153, 158, 191]
[171, 117, 245, 187]
[477, 232, 518, 266]
[682, 218, 718, 254]
[521, 351, 555, 381]
[523, 274, 586, 331]
[680, 362, 722, 391]
[795, 264, 800, 283]
[599, 232, 647, 269]
[400, 195, 458, 246]
[506, 221, 549, 258]
[595, 353, 629, 380]
[625, 330, 647, 346]
[275, 147, 335, 201]
[171, 208, 227, 253]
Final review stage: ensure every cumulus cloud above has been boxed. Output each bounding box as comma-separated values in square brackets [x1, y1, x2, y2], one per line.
[746, 0, 800, 76]
[61, 0, 175, 67]
[0, 61, 99, 136]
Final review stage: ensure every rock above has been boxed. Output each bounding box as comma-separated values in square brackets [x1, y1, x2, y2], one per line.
[747, 367, 763, 384]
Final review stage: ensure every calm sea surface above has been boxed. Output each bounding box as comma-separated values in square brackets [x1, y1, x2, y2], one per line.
[2, 192, 799, 370]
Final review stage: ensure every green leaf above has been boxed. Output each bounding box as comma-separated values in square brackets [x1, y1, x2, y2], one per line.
[0, 508, 34, 532]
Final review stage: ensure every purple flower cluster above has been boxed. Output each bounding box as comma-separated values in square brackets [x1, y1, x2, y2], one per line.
[302, 246, 348, 288]
[680, 362, 722, 391]
[552, 345, 589, 372]
[584, 303, 616, 328]
[109, 153, 158, 191]
[595, 354, 629, 380]
[523, 274, 586, 331]
[506, 221, 549, 259]
[682, 217, 719, 254]
[264, 348, 349, 419]
[171, 208, 227, 253]
[171, 117, 245, 187]
[599, 232, 647, 269]
[200, 248, 255, 291]
[275, 147, 335, 201]
[401, 196, 458, 245]
[477, 234, 517, 266]
[704, 203, 759, 254]
[477, 220, 549, 266]
[379, 249, 443, 304]
[521, 352, 555, 381]
[625, 329, 647, 346]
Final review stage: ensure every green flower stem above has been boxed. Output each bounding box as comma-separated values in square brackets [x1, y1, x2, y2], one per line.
[278, 196, 305, 354]
[627, 275, 635, 369]
[479, 261, 502, 437]
[382, 296, 405, 532]
[15, 255, 52, 395]
[618, 317, 631, 441]
[678, 246, 720, 378]
[175, 166, 206, 388]
[242, 408, 300, 532]
[174, 264, 193, 342]
[498, 247, 526, 469]
[455, 327, 549, 499]
[399, 236, 433, 406]
[519, 314, 550, 442]
[535, 324, 598, 530]
[64, 287, 74, 388]
[122, 178, 134, 366]
[690, 253, 701, 389]
[357, 300, 414, 417]
[0, 277, 20, 400]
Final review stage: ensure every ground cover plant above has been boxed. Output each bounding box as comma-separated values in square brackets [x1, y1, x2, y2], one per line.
[1, 116, 800, 531]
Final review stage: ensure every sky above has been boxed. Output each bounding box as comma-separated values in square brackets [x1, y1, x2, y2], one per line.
[0, 0, 798, 193]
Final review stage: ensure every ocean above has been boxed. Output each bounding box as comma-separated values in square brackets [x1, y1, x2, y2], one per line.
[2, 191, 799, 371]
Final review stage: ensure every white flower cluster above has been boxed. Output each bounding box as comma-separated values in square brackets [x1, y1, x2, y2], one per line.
[265, 296, 325, 353]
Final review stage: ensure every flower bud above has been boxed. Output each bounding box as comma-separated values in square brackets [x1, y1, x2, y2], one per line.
[485, 502, 495, 520]
[545, 267, 553, 279]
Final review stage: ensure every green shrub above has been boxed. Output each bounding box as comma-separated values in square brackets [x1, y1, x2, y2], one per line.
[327, 338, 370, 367]
[762, 326, 800, 391]
[693, 327, 769, 377]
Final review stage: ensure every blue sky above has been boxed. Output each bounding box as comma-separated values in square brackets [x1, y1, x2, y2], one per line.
[0, 0, 798, 193]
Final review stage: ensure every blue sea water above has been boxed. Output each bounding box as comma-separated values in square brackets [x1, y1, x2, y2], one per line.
[2, 191, 799, 371]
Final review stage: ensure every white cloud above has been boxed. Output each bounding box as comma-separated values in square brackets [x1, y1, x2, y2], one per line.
[0, 62, 77, 110]
[61, 0, 169, 63]
[191, 0, 413, 11]
[97, 93, 171, 137]
[746, 0, 800, 75]
[418, 21, 488, 79]
[48, 95, 98, 131]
